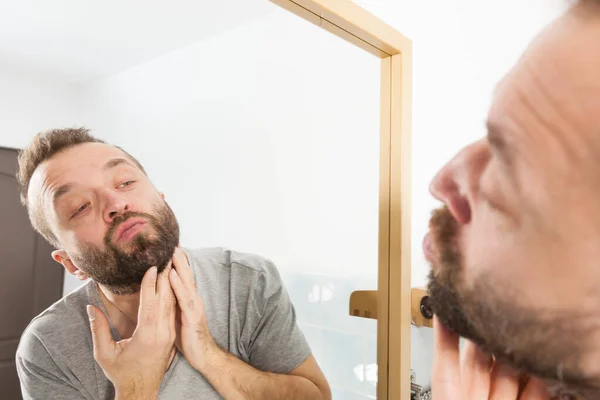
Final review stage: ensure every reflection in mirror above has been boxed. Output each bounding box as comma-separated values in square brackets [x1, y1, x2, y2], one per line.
[373, 0, 568, 398]
[1, 1, 382, 399]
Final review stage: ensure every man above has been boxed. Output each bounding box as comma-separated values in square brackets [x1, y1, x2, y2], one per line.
[426, 1, 600, 399]
[15, 128, 331, 400]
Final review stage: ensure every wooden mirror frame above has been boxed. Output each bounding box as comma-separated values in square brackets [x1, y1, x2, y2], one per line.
[267, 1, 413, 398]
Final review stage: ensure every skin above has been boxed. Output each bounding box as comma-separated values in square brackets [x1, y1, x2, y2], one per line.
[89, 265, 176, 399]
[427, 2, 600, 399]
[27, 142, 331, 399]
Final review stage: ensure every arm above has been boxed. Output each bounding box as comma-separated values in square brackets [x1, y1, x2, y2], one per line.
[197, 350, 329, 400]
[170, 248, 331, 400]
[18, 353, 166, 400]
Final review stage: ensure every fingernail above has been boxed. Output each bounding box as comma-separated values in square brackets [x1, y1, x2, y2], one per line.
[170, 269, 178, 278]
[151, 266, 158, 277]
[86, 305, 95, 320]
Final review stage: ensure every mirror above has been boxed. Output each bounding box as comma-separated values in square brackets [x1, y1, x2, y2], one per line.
[0, 1, 411, 399]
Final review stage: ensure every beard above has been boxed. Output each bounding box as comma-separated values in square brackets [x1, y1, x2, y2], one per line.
[70, 201, 180, 295]
[426, 205, 597, 397]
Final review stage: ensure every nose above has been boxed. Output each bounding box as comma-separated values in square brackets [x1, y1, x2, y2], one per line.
[429, 139, 490, 224]
[103, 191, 130, 223]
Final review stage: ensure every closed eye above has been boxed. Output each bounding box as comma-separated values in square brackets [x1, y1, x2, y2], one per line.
[119, 180, 136, 188]
[71, 203, 89, 219]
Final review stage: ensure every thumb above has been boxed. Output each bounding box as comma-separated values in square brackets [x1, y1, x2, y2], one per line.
[432, 317, 462, 399]
[87, 305, 114, 362]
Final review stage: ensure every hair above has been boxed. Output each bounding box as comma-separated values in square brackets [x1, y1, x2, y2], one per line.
[16, 127, 147, 247]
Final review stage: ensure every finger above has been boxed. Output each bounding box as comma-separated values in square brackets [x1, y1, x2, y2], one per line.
[519, 377, 551, 399]
[87, 305, 115, 363]
[432, 316, 462, 398]
[164, 264, 177, 340]
[140, 266, 158, 300]
[172, 247, 196, 291]
[460, 340, 492, 398]
[157, 261, 172, 296]
[517, 373, 531, 398]
[157, 262, 176, 319]
[169, 268, 195, 324]
[174, 308, 183, 353]
[138, 266, 158, 326]
[489, 362, 519, 400]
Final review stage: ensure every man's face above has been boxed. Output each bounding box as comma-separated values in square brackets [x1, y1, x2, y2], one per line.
[426, 3, 600, 392]
[28, 142, 180, 295]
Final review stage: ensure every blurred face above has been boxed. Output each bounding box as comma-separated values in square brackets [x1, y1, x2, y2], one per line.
[426, 3, 600, 393]
[28, 142, 179, 295]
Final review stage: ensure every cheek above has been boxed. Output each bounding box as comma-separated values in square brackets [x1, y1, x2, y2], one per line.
[68, 218, 107, 248]
[462, 208, 520, 288]
[132, 187, 163, 211]
[464, 210, 580, 312]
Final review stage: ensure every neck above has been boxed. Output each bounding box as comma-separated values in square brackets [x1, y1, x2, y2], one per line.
[96, 283, 140, 338]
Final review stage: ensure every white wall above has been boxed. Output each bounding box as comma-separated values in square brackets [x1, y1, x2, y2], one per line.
[0, 63, 86, 295]
[357, 0, 567, 287]
[0, 63, 82, 150]
[63, 0, 566, 395]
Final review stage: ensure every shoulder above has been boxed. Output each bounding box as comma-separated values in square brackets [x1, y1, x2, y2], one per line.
[17, 282, 93, 365]
[184, 247, 283, 294]
[185, 247, 278, 274]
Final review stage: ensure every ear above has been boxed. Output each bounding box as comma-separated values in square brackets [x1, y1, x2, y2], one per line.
[158, 191, 165, 200]
[52, 250, 89, 281]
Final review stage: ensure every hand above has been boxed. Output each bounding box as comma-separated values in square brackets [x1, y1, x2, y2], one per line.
[87, 265, 177, 399]
[432, 317, 551, 400]
[169, 247, 218, 371]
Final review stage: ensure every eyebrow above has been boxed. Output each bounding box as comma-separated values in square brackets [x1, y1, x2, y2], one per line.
[52, 158, 135, 207]
[103, 158, 133, 170]
[486, 121, 514, 167]
[486, 121, 523, 193]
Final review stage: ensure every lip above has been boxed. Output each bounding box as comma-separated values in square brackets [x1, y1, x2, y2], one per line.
[114, 218, 147, 242]
[423, 232, 436, 263]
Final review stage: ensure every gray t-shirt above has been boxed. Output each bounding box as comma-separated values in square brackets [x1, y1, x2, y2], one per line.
[16, 247, 311, 400]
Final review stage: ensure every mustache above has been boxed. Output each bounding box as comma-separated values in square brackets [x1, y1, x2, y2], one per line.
[104, 211, 157, 244]
[429, 205, 461, 268]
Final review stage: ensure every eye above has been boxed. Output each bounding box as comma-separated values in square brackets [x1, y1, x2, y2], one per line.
[71, 203, 89, 218]
[119, 180, 136, 188]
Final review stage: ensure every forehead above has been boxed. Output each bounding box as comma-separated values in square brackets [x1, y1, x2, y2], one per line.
[28, 143, 136, 208]
[488, 7, 600, 165]
[490, 6, 600, 124]
[486, 6, 600, 224]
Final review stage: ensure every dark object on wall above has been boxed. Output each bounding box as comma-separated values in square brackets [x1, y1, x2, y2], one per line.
[0, 147, 64, 400]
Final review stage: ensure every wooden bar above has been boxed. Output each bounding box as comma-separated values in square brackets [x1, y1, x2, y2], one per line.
[378, 55, 392, 400]
[290, 0, 409, 54]
[349, 290, 378, 319]
[320, 18, 388, 58]
[388, 51, 412, 400]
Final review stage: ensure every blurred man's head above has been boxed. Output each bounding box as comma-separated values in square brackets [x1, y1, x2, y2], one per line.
[426, 1, 600, 397]
[17, 128, 180, 295]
